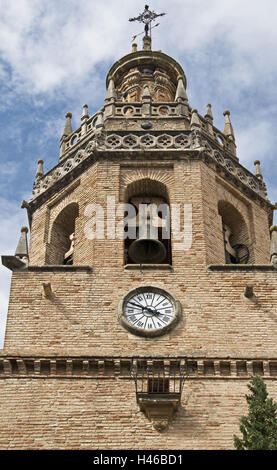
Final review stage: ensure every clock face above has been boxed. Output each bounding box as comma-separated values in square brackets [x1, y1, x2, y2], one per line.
[119, 287, 181, 337]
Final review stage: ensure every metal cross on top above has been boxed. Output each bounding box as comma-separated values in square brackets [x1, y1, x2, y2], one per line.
[129, 5, 166, 37]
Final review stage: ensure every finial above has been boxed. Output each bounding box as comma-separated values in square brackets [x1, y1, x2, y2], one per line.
[175, 77, 188, 102]
[205, 104, 213, 121]
[105, 79, 116, 102]
[190, 109, 201, 129]
[81, 104, 89, 121]
[59, 112, 73, 159]
[132, 43, 137, 53]
[254, 160, 263, 180]
[270, 226, 277, 268]
[104, 80, 116, 119]
[80, 105, 89, 136]
[15, 226, 29, 259]
[205, 104, 214, 135]
[223, 110, 237, 156]
[95, 112, 104, 129]
[62, 112, 73, 137]
[175, 77, 189, 117]
[36, 159, 44, 179]
[223, 110, 235, 140]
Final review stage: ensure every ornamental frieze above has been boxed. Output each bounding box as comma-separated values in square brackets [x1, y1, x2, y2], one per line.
[31, 130, 267, 202]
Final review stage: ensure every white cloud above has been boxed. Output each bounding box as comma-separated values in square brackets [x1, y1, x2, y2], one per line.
[0, 0, 134, 94]
[0, 161, 18, 176]
[0, 0, 275, 96]
[236, 121, 275, 167]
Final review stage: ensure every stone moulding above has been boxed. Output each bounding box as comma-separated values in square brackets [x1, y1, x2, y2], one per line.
[136, 394, 180, 432]
[208, 264, 277, 272]
[1, 261, 93, 273]
[27, 265, 92, 272]
[0, 356, 276, 379]
[124, 264, 173, 271]
[30, 130, 269, 213]
[1, 256, 27, 271]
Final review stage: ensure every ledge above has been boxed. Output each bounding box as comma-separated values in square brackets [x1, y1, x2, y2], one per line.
[1, 256, 93, 273]
[0, 356, 277, 380]
[207, 264, 277, 272]
[124, 264, 173, 271]
[1, 256, 27, 271]
[27, 265, 93, 272]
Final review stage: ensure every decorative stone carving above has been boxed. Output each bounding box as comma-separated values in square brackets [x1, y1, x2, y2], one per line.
[202, 138, 266, 197]
[122, 134, 139, 148]
[95, 129, 106, 149]
[190, 129, 202, 149]
[42, 282, 53, 299]
[31, 130, 267, 202]
[75, 149, 87, 162]
[157, 134, 173, 148]
[140, 134, 155, 147]
[173, 133, 191, 149]
[106, 134, 122, 148]
[137, 395, 180, 432]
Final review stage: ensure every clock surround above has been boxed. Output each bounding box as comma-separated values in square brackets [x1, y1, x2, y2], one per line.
[118, 286, 182, 337]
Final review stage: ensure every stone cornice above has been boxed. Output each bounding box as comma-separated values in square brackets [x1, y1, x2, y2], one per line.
[0, 355, 276, 380]
[2, 260, 93, 273]
[27, 265, 92, 273]
[29, 129, 271, 214]
[208, 264, 276, 272]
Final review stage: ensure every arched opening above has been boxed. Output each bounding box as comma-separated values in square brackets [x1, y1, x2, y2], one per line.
[218, 200, 250, 264]
[124, 179, 171, 265]
[49, 203, 79, 265]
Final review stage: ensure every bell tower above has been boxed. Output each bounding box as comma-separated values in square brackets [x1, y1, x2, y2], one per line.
[1, 6, 277, 449]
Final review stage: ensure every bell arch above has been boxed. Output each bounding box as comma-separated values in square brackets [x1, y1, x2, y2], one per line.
[123, 178, 171, 265]
[47, 202, 79, 265]
[218, 200, 250, 264]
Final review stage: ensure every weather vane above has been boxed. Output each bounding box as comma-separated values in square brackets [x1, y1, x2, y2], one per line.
[129, 5, 166, 38]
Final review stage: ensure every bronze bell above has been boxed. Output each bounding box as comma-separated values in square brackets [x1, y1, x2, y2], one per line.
[128, 201, 167, 264]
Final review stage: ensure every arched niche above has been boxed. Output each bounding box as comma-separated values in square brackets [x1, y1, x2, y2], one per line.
[123, 178, 171, 265]
[48, 202, 79, 265]
[218, 200, 250, 264]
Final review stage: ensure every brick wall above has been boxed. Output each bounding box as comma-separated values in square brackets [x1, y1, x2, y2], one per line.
[2, 154, 274, 450]
[0, 376, 276, 450]
[3, 266, 277, 356]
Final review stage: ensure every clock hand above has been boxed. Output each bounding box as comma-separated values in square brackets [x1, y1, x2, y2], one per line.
[128, 301, 144, 309]
[144, 306, 160, 315]
[128, 301, 160, 316]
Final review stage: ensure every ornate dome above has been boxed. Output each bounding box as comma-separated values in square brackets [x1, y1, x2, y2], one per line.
[106, 38, 187, 103]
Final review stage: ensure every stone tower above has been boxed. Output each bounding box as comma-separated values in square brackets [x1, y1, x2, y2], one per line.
[1, 19, 277, 450]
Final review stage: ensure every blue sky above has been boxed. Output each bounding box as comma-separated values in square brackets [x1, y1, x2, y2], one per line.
[0, 0, 277, 346]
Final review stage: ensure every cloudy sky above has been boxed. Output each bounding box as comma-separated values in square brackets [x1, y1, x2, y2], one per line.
[0, 0, 276, 347]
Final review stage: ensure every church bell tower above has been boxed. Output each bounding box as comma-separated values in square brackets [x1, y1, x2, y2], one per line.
[1, 6, 277, 449]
